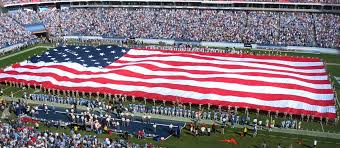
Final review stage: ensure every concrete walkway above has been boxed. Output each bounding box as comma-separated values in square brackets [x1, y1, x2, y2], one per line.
[0, 46, 53, 61]
[2, 96, 340, 140]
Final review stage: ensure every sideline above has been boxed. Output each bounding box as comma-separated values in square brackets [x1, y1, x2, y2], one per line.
[2, 96, 340, 140]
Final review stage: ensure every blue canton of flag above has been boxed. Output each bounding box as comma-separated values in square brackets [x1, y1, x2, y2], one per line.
[30, 45, 130, 68]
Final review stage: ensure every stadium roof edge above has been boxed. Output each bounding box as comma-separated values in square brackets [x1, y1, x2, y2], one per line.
[3, 0, 340, 13]
[3, 0, 340, 6]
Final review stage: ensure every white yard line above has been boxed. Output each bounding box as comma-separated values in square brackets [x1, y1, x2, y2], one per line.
[320, 122, 325, 133]
[326, 63, 340, 66]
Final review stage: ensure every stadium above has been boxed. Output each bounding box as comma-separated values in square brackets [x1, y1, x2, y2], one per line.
[0, 0, 339, 147]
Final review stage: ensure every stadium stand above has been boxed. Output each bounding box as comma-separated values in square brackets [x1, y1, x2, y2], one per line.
[3, 8, 339, 48]
[0, 13, 37, 49]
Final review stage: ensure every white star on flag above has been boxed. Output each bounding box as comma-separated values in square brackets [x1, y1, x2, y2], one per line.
[45, 52, 50, 55]
[100, 53, 105, 56]
[121, 49, 126, 53]
[96, 48, 101, 51]
[88, 55, 93, 58]
[114, 56, 119, 59]
[110, 51, 115, 54]
[75, 46, 80, 49]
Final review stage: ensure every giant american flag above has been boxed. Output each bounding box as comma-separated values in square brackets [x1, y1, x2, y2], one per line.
[0, 45, 336, 118]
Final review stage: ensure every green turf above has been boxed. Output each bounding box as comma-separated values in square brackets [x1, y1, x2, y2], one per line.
[0, 43, 52, 59]
[0, 47, 50, 69]
[248, 49, 337, 62]
[1, 44, 340, 147]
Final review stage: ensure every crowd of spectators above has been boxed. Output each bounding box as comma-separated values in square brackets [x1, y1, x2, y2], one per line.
[244, 11, 280, 45]
[55, 8, 338, 48]
[8, 10, 42, 25]
[0, 13, 37, 49]
[1, 0, 339, 5]
[279, 12, 315, 47]
[0, 8, 339, 49]
[314, 13, 340, 48]
[0, 121, 158, 147]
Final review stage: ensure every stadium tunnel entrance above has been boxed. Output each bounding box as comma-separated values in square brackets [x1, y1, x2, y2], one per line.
[34, 31, 50, 42]
[24, 23, 51, 42]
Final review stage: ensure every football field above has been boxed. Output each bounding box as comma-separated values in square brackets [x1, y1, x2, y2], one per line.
[1, 44, 340, 148]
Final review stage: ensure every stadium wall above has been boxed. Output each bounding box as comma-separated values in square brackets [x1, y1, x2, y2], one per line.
[0, 40, 39, 54]
[0, 43, 25, 53]
[1, 36, 338, 55]
[60, 36, 339, 54]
